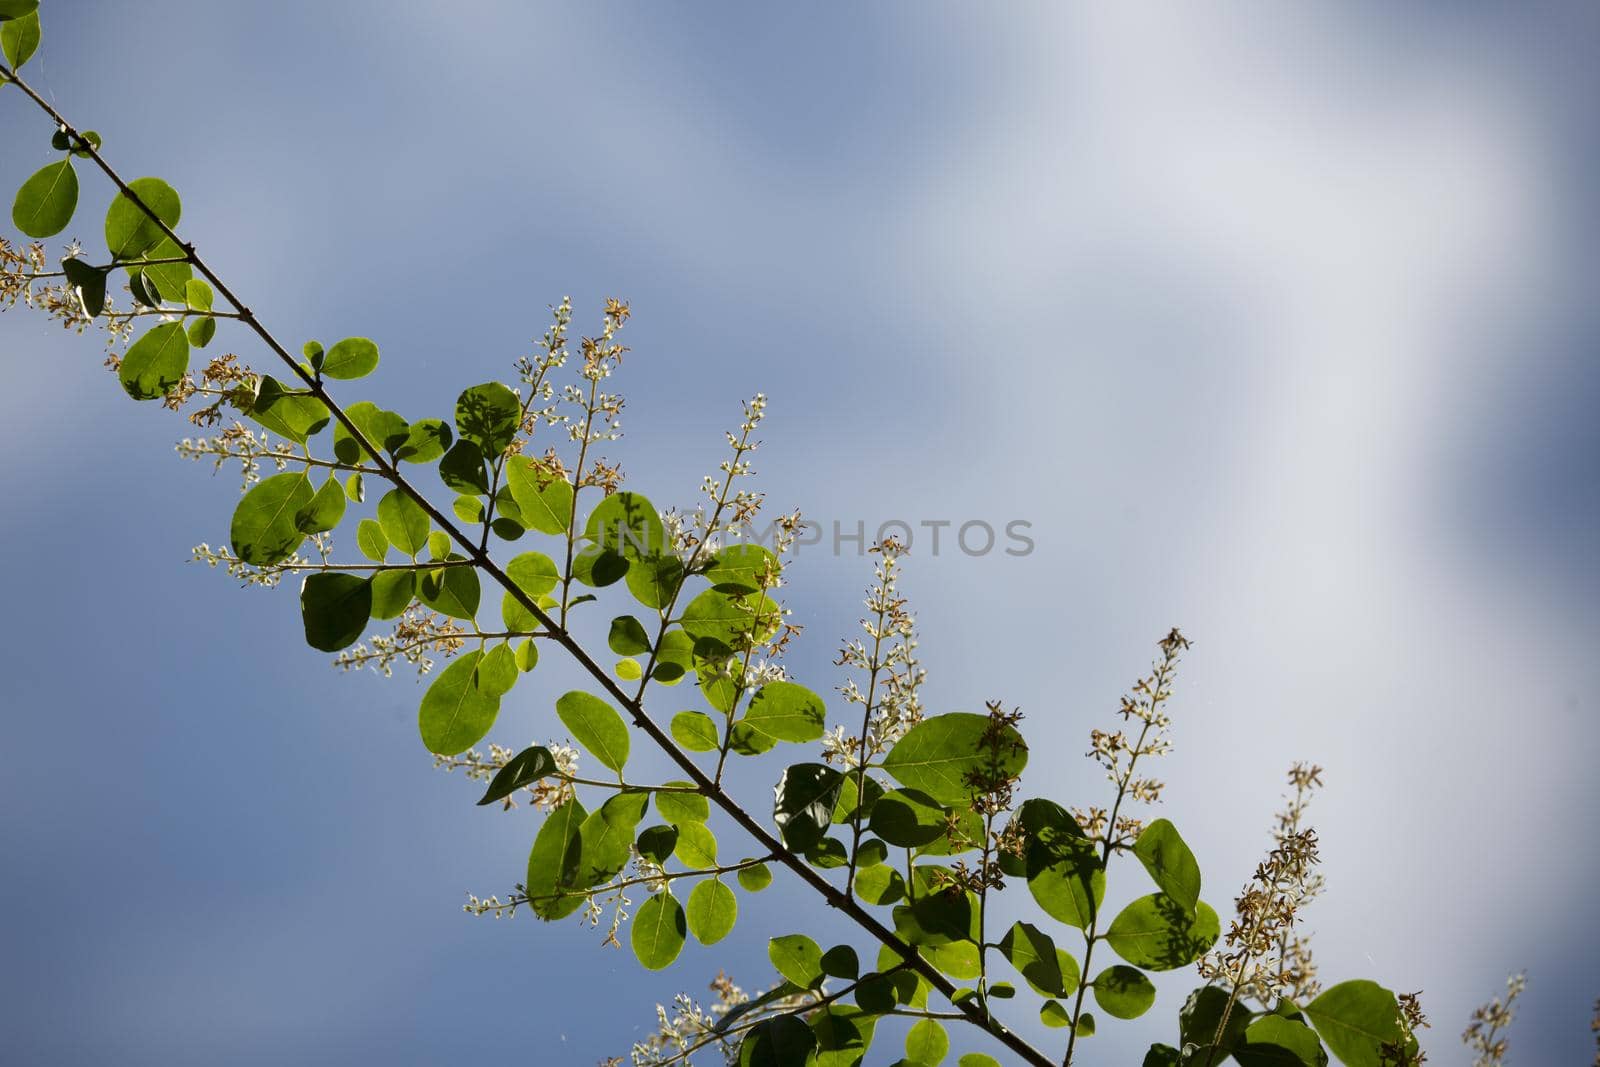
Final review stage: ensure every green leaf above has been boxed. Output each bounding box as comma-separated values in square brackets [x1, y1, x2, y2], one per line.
[737, 862, 772, 892]
[230, 471, 312, 566]
[299, 573, 371, 652]
[673, 820, 718, 868]
[1131, 818, 1201, 915]
[136, 236, 192, 302]
[852, 863, 904, 906]
[1142, 1046, 1181, 1067]
[870, 788, 951, 849]
[671, 710, 720, 752]
[476, 643, 517, 698]
[636, 823, 678, 865]
[905, 1018, 949, 1065]
[395, 418, 452, 464]
[183, 278, 212, 311]
[655, 785, 708, 827]
[1, 10, 40, 69]
[959, 1056, 1002, 1067]
[476, 745, 556, 806]
[1237, 1016, 1330, 1067]
[356, 519, 388, 563]
[525, 797, 586, 920]
[773, 763, 843, 851]
[344, 472, 364, 505]
[608, 615, 652, 655]
[1303, 981, 1401, 1067]
[555, 690, 630, 772]
[513, 637, 538, 671]
[738, 1016, 816, 1067]
[743, 681, 827, 743]
[1104, 894, 1219, 971]
[624, 552, 684, 610]
[333, 401, 407, 462]
[320, 336, 379, 380]
[418, 650, 500, 755]
[294, 475, 346, 534]
[11, 159, 76, 238]
[377, 489, 430, 557]
[1025, 819, 1104, 930]
[768, 933, 824, 988]
[504, 456, 573, 534]
[501, 550, 559, 631]
[369, 570, 414, 619]
[118, 321, 189, 401]
[1093, 964, 1157, 1020]
[572, 545, 628, 587]
[455, 381, 520, 456]
[418, 563, 480, 621]
[1040, 999, 1072, 1028]
[585, 490, 667, 559]
[570, 790, 648, 888]
[631, 890, 686, 971]
[250, 375, 329, 443]
[187, 314, 216, 348]
[703, 543, 778, 592]
[686, 879, 737, 945]
[104, 176, 180, 258]
[998, 921, 1079, 998]
[0, 2, 39, 22]
[680, 588, 781, 649]
[881, 712, 1027, 804]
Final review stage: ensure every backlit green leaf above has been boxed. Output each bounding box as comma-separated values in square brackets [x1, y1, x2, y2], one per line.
[671, 710, 720, 752]
[687, 879, 737, 945]
[768, 933, 823, 988]
[905, 1018, 949, 1065]
[555, 690, 630, 772]
[104, 176, 180, 258]
[526, 797, 586, 920]
[1132, 818, 1201, 915]
[1093, 964, 1157, 1019]
[418, 650, 500, 755]
[1237, 1015, 1330, 1067]
[455, 381, 519, 456]
[737, 862, 772, 892]
[356, 519, 388, 562]
[1303, 981, 1401, 1067]
[418, 563, 480, 621]
[1104, 894, 1220, 971]
[1, 10, 40, 69]
[294, 475, 346, 534]
[11, 158, 76, 238]
[320, 336, 379, 380]
[743, 681, 826, 743]
[230, 470, 312, 566]
[377, 489, 429, 557]
[632, 890, 686, 971]
[881, 712, 1027, 804]
[118, 321, 188, 400]
[504, 456, 573, 534]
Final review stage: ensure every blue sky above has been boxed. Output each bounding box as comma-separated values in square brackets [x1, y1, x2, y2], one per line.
[1, 3, 1596, 1064]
